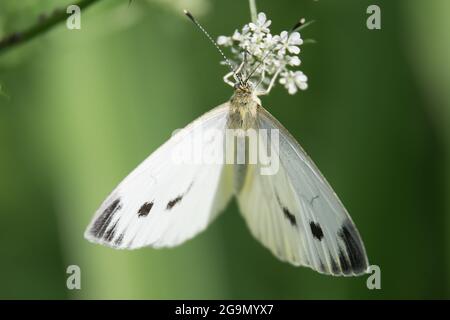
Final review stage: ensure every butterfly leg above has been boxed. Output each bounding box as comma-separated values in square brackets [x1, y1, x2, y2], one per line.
[257, 68, 282, 96]
[223, 72, 235, 87]
[224, 60, 246, 87]
[234, 60, 246, 81]
[256, 68, 266, 91]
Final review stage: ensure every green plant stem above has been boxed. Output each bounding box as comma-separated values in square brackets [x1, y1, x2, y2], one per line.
[0, 0, 101, 55]
[249, 0, 257, 23]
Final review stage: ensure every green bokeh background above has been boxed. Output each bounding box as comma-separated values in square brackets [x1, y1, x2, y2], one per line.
[0, 0, 449, 299]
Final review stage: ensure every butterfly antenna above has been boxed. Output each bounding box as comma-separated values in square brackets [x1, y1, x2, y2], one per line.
[184, 10, 235, 73]
[291, 18, 315, 32]
[245, 49, 272, 82]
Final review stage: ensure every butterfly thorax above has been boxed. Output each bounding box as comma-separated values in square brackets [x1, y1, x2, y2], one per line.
[227, 86, 261, 193]
[228, 87, 260, 130]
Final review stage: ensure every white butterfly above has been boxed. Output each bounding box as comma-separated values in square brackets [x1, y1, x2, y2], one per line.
[85, 11, 369, 276]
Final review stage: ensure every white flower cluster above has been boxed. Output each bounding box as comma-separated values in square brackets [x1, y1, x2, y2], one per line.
[217, 12, 308, 94]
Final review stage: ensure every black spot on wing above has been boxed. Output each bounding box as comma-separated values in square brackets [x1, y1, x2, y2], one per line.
[282, 207, 296, 226]
[338, 220, 368, 274]
[138, 201, 153, 217]
[165, 182, 194, 210]
[309, 222, 324, 241]
[90, 198, 121, 238]
[166, 195, 183, 210]
[275, 193, 297, 226]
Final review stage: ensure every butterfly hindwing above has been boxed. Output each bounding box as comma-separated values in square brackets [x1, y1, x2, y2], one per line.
[85, 104, 233, 249]
[237, 105, 369, 276]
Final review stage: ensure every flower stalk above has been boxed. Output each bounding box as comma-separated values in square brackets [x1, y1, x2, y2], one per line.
[249, 0, 258, 23]
[217, 12, 308, 95]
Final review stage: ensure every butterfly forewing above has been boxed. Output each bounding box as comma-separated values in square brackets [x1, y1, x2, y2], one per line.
[85, 104, 233, 249]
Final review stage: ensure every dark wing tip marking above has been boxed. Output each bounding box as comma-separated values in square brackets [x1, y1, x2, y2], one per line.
[338, 220, 368, 274]
[275, 193, 297, 226]
[319, 259, 326, 273]
[138, 201, 154, 217]
[329, 253, 340, 275]
[309, 221, 324, 241]
[114, 233, 124, 246]
[338, 248, 351, 275]
[90, 198, 121, 239]
[166, 195, 183, 210]
[104, 221, 118, 242]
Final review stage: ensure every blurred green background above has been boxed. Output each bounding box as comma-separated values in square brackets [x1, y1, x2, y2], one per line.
[0, 0, 449, 299]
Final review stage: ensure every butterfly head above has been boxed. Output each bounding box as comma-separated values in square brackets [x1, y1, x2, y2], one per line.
[234, 75, 253, 95]
[231, 74, 261, 108]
